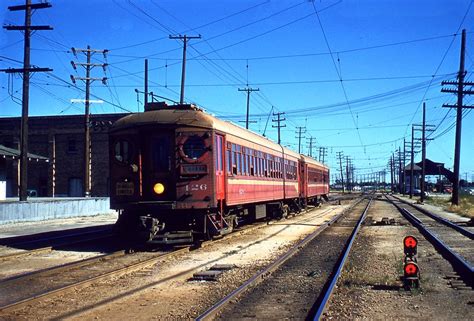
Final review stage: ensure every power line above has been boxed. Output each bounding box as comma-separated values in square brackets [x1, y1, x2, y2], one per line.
[310, 1, 364, 149]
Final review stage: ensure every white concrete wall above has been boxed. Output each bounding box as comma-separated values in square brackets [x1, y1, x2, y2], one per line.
[0, 197, 116, 224]
[0, 181, 5, 200]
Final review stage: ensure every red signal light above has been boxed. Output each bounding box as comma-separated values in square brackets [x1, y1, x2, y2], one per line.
[403, 235, 418, 257]
[404, 262, 419, 277]
[404, 236, 417, 248]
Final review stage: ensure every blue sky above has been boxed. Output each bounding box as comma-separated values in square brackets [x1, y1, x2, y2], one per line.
[1, 0, 473, 182]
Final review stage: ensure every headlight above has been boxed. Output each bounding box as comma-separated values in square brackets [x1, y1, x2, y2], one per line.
[153, 183, 165, 195]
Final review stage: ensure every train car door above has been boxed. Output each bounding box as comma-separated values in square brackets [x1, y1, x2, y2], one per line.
[215, 134, 225, 200]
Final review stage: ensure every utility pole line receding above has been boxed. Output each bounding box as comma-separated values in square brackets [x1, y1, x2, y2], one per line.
[2, 0, 53, 201]
[318, 146, 327, 163]
[412, 103, 435, 203]
[272, 111, 286, 144]
[346, 156, 351, 192]
[169, 34, 201, 104]
[441, 29, 474, 205]
[398, 147, 402, 194]
[295, 126, 306, 154]
[390, 154, 394, 193]
[421, 103, 426, 203]
[238, 87, 259, 129]
[337, 151, 345, 193]
[71, 46, 108, 197]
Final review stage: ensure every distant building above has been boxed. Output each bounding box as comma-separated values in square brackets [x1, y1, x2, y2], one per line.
[0, 113, 128, 197]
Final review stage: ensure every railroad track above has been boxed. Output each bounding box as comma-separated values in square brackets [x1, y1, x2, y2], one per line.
[385, 194, 473, 287]
[0, 232, 116, 262]
[0, 202, 342, 314]
[0, 248, 179, 312]
[0, 225, 114, 247]
[196, 196, 371, 320]
[0, 225, 115, 261]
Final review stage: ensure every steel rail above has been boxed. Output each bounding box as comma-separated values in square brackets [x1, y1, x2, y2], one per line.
[0, 246, 53, 261]
[0, 233, 115, 262]
[0, 248, 188, 313]
[196, 197, 366, 321]
[387, 196, 473, 288]
[391, 195, 473, 239]
[0, 202, 339, 313]
[0, 249, 126, 285]
[309, 197, 373, 321]
[0, 226, 113, 246]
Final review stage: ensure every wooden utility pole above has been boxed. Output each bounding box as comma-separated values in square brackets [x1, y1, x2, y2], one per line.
[398, 147, 402, 194]
[170, 34, 201, 104]
[337, 151, 345, 193]
[238, 87, 260, 129]
[144, 59, 148, 108]
[307, 137, 315, 158]
[390, 154, 394, 192]
[441, 29, 474, 205]
[410, 125, 415, 199]
[295, 126, 306, 154]
[71, 46, 108, 197]
[318, 146, 327, 163]
[346, 156, 351, 192]
[403, 138, 408, 194]
[271, 111, 286, 144]
[2, 0, 52, 201]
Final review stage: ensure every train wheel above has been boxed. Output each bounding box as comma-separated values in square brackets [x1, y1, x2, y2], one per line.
[282, 205, 289, 218]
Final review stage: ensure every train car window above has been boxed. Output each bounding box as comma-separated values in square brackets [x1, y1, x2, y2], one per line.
[114, 140, 132, 165]
[237, 152, 241, 174]
[183, 135, 206, 160]
[218, 136, 223, 171]
[250, 156, 255, 176]
[151, 136, 171, 171]
[232, 151, 237, 175]
[242, 152, 247, 175]
[227, 150, 232, 174]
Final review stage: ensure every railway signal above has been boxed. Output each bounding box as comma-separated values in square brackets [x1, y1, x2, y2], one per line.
[403, 235, 418, 257]
[403, 235, 420, 289]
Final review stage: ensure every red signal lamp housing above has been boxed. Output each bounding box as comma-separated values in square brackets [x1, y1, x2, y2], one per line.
[404, 261, 419, 277]
[403, 235, 418, 257]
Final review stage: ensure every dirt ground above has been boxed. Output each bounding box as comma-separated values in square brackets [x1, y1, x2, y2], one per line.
[324, 198, 473, 320]
[2, 204, 348, 320]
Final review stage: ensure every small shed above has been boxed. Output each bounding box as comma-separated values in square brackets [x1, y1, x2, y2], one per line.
[0, 144, 49, 200]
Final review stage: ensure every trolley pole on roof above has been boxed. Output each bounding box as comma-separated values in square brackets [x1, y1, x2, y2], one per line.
[170, 34, 201, 104]
[2, 0, 53, 201]
[238, 87, 259, 129]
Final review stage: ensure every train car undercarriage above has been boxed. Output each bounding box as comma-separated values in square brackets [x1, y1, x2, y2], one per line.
[114, 195, 328, 245]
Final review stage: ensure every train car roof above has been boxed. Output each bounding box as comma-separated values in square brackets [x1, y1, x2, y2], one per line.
[300, 154, 328, 170]
[112, 106, 300, 159]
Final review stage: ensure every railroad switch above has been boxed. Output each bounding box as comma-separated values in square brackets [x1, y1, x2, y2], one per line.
[403, 236, 420, 289]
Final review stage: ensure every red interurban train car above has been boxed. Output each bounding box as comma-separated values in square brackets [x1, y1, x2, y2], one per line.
[109, 103, 329, 243]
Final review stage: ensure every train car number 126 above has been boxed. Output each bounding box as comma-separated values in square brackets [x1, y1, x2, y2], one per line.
[185, 184, 208, 191]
